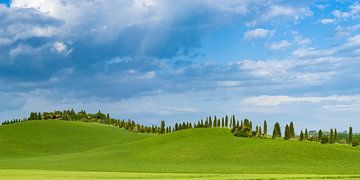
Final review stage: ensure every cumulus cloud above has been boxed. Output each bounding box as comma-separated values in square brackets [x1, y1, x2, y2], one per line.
[269, 40, 291, 50]
[320, 18, 336, 24]
[244, 28, 273, 39]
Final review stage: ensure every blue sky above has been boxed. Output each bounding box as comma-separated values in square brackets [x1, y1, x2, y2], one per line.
[1, 0, 360, 131]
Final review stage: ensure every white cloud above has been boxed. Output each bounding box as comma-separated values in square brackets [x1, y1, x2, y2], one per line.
[332, 2, 360, 20]
[217, 81, 242, 87]
[241, 95, 358, 106]
[52, 41, 71, 55]
[138, 71, 156, 80]
[244, 28, 273, 39]
[269, 40, 291, 50]
[266, 5, 312, 20]
[320, 18, 336, 24]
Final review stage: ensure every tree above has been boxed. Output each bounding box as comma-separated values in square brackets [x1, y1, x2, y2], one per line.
[213, 116, 217, 127]
[334, 128, 338, 143]
[221, 117, 224, 128]
[225, 115, 229, 127]
[299, 130, 304, 141]
[349, 127, 353, 144]
[160, 120, 166, 134]
[318, 129, 323, 142]
[209, 116, 212, 128]
[329, 129, 334, 144]
[289, 122, 295, 139]
[264, 120, 267, 137]
[304, 129, 308, 140]
[284, 124, 290, 140]
[258, 126, 262, 137]
[272, 122, 281, 139]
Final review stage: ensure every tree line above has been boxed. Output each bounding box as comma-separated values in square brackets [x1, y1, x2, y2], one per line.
[1, 110, 359, 146]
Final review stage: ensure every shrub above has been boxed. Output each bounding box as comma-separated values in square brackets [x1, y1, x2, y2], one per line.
[321, 136, 329, 144]
[352, 139, 359, 147]
[234, 130, 251, 137]
[339, 138, 347, 145]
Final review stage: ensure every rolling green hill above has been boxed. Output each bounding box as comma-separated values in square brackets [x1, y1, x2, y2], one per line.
[0, 120, 360, 179]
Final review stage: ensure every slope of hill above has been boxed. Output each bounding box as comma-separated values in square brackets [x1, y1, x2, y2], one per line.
[0, 120, 359, 177]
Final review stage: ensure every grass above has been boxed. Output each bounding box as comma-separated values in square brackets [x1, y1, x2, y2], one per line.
[0, 120, 360, 179]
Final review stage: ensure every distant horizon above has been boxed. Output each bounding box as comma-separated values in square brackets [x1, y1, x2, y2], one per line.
[1, 0, 360, 131]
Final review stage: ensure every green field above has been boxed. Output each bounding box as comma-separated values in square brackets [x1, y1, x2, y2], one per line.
[0, 120, 360, 179]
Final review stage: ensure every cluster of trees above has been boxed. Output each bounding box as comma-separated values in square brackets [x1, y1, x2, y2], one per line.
[23, 110, 168, 135]
[299, 127, 359, 146]
[1, 119, 24, 125]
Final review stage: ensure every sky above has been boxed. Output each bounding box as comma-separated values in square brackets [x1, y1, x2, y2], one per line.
[1, 0, 360, 132]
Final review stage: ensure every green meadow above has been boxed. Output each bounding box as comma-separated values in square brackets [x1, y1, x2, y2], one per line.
[0, 120, 360, 179]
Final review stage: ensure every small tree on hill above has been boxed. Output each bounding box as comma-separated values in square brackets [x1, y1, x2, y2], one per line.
[272, 122, 281, 139]
[299, 130, 304, 141]
[258, 126, 262, 137]
[329, 129, 334, 144]
[304, 129, 308, 140]
[221, 117, 224, 128]
[225, 115, 229, 127]
[349, 127, 353, 144]
[284, 124, 290, 140]
[289, 122, 295, 139]
[334, 128, 338, 143]
[160, 120, 166, 134]
[318, 130, 323, 142]
[264, 120, 267, 137]
[213, 116, 217, 127]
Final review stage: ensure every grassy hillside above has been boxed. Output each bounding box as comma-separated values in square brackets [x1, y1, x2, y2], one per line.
[0, 120, 360, 177]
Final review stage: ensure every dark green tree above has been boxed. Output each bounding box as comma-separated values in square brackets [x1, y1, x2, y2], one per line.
[289, 122, 295, 139]
[334, 128, 338, 143]
[304, 129, 308, 140]
[225, 115, 229, 127]
[299, 130, 304, 141]
[264, 120, 267, 137]
[349, 126, 353, 144]
[213, 116, 217, 127]
[329, 129, 334, 144]
[318, 129, 323, 142]
[258, 126, 262, 137]
[221, 117, 224, 128]
[284, 124, 290, 140]
[272, 122, 281, 139]
[209, 116, 212, 128]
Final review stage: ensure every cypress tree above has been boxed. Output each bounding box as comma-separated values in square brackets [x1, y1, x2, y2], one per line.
[318, 129, 323, 142]
[160, 120, 165, 134]
[284, 124, 290, 140]
[225, 115, 229, 127]
[258, 126, 262, 137]
[221, 117, 224, 128]
[329, 129, 334, 144]
[272, 122, 281, 139]
[213, 117, 217, 127]
[217, 118, 220, 127]
[349, 127, 353, 144]
[263, 120, 267, 137]
[209, 116, 212, 128]
[334, 128, 338, 143]
[289, 122, 295, 139]
[304, 129, 308, 140]
[299, 130, 304, 141]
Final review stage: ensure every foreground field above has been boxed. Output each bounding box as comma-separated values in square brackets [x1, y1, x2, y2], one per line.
[0, 120, 360, 178]
[1, 170, 360, 180]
